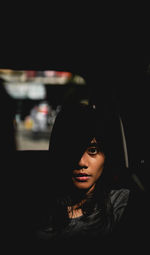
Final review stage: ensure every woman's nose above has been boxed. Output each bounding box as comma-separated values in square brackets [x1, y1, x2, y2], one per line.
[78, 152, 88, 169]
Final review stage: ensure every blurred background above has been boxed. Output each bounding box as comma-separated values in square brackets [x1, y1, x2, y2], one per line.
[0, 69, 88, 150]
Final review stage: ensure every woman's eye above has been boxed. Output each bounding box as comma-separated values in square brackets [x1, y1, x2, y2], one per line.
[87, 147, 98, 155]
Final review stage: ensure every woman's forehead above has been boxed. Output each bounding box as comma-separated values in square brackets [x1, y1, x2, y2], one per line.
[87, 138, 98, 146]
[87, 138, 101, 149]
[91, 138, 97, 143]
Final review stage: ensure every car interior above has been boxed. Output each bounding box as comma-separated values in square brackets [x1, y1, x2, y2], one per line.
[0, 50, 149, 251]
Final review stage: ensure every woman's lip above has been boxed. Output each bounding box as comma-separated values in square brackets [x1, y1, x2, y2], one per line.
[73, 174, 91, 182]
[73, 172, 90, 176]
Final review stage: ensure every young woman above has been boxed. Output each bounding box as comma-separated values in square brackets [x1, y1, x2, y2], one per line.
[34, 103, 147, 252]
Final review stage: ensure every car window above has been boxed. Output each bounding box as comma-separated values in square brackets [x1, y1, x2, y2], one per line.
[0, 69, 88, 150]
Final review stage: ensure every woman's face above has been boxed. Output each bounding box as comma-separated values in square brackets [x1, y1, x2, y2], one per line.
[72, 138, 105, 193]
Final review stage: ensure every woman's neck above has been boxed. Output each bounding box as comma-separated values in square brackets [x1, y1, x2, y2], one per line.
[67, 185, 95, 219]
[68, 199, 85, 218]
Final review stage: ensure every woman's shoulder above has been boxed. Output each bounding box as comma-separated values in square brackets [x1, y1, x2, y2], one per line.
[108, 186, 149, 249]
[109, 187, 130, 223]
[109, 186, 147, 210]
[109, 186, 148, 225]
[109, 188, 130, 206]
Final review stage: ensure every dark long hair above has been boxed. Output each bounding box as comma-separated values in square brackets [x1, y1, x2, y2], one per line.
[48, 103, 114, 232]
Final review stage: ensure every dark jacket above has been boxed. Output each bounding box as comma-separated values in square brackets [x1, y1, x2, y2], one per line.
[32, 187, 148, 254]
